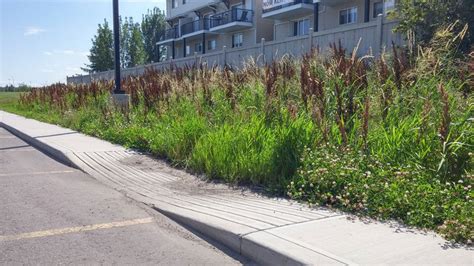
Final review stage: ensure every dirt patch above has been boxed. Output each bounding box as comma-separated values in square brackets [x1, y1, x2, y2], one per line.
[119, 151, 253, 197]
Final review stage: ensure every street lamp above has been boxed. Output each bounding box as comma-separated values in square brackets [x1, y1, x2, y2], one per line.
[113, 0, 123, 94]
[112, 0, 129, 107]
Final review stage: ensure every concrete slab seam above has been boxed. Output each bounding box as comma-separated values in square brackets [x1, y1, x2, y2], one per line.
[246, 229, 357, 265]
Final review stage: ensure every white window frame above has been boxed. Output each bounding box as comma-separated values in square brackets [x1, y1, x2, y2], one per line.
[339, 7, 358, 25]
[208, 39, 217, 50]
[232, 33, 243, 48]
[294, 18, 310, 36]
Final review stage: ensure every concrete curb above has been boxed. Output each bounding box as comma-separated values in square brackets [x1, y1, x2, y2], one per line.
[0, 121, 79, 169]
[0, 115, 310, 265]
[152, 205, 311, 265]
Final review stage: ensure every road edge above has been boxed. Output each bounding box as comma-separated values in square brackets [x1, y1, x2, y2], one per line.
[0, 120, 79, 169]
[0, 111, 311, 266]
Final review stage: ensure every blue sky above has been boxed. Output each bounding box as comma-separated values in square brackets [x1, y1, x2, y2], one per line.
[0, 0, 166, 86]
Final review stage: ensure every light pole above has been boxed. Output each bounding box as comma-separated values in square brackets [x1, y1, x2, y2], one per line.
[113, 0, 123, 94]
[111, 0, 129, 107]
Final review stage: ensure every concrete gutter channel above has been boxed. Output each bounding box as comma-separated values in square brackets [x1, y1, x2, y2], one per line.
[1, 111, 472, 265]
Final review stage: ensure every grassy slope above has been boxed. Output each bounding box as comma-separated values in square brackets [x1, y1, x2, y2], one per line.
[4, 43, 472, 244]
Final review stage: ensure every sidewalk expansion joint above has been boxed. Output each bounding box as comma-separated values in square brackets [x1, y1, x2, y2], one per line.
[241, 214, 345, 237]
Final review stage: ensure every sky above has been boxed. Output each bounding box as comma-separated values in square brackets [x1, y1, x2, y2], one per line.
[0, 0, 166, 86]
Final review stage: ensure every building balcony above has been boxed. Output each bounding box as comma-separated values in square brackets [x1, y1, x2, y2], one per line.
[262, 0, 314, 20]
[318, 0, 350, 7]
[168, 0, 222, 20]
[209, 8, 254, 33]
[157, 27, 179, 45]
[179, 19, 216, 40]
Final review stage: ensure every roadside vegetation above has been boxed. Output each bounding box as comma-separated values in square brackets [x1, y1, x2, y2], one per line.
[0, 92, 22, 113]
[3, 25, 473, 244]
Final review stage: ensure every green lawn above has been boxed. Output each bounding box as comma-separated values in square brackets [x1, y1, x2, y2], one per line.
[0, 92, 22, 112]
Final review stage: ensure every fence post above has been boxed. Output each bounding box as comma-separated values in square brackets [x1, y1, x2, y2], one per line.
[308, 27, 314, 53]
[222, 45, 227, 67]
[194, 52, 198, 66]
[260, 38, 266, 66]
[375, 14, 384, 57]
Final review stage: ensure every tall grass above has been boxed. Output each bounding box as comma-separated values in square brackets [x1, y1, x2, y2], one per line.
[15, 26, 473, 243]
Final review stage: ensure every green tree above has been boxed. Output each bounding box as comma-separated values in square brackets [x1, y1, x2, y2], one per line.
[120, 17, 132, 68]
[141, 7, 166, 63]
[83, 19, 114, 73]
[395, 0, 474, 52]
[128, 22, 146, 67]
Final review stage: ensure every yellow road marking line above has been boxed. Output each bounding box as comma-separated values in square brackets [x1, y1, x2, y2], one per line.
[0, 217, 154, 242]
[0, 170, 76, 177]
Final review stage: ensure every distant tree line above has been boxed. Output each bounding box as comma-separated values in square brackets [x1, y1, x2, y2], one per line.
[0, 84, 32, 92]
[83, 7, 166, 73]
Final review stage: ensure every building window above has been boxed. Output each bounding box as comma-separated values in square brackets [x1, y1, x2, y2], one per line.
[293, 18, 309, 36]
[172, 0, 178, 8]
[182, 0, 186, 4]
[339, 7, 357, 25]
[186, 45, 190, 55]
[195, 42, 202, 53]
[232, 33, 243, 48]
[208, 39, 217, 50]
[373, 2, 383, 18]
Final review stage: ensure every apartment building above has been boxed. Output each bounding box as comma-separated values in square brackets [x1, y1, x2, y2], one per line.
[69, 1, 403, 84]
[158, 0, 274, 60]
[263, 0, 396, 41]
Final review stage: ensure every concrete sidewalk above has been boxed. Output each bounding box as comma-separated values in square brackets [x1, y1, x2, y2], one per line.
[1, 110, 472, 265]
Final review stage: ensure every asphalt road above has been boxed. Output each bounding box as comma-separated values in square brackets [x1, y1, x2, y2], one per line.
[0, 127, 250, 265]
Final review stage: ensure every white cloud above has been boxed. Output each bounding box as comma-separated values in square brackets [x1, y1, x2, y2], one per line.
[54, 50, 75, 55]
[43, 51, 53, 56]
[24, 26, 46, 36]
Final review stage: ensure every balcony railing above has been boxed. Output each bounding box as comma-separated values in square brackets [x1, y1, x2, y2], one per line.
[180, 19, 211, 36]
[262, 0, 313, 13]
[160, 26, 179, 42]
[210, 8, 254, 28]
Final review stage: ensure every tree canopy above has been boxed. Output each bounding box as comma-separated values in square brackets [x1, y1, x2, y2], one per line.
[129, 22, 146, 67]
[83, 20, 114, 73]
[141, 7, 167, 63]
[84, 8, 167, 72]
